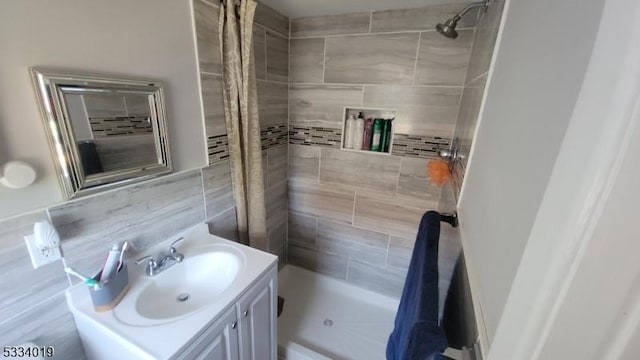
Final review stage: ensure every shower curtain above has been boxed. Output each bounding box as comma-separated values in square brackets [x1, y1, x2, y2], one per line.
[218, 0, 268, 250]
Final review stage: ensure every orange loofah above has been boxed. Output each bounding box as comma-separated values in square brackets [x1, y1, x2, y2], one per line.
[426, 159, 451, 186]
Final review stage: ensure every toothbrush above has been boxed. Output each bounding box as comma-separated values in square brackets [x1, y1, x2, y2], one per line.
[99, 243, 122, 283]
[116, 241, 129, 272]
[64, 267, 99, 287]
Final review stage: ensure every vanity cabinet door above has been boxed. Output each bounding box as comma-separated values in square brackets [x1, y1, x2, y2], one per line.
[237, 268, 277, 360]
[178, 306, 240, 360]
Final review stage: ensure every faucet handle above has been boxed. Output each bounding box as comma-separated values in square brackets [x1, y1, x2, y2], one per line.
[170, 237, 184, 254]
[135, 255, 157, 266]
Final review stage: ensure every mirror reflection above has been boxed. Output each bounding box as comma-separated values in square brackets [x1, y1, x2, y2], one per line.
[65, 92, 157, 175]
[31, 69, 172, 199]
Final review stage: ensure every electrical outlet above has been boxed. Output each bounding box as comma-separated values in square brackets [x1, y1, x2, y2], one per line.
[24, 234, 62, 268]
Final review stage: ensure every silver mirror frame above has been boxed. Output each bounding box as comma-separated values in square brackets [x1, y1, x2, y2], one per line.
[30, 68, 172, 200]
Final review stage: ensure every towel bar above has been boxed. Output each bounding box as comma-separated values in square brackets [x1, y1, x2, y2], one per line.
[440, 212, 459, 228]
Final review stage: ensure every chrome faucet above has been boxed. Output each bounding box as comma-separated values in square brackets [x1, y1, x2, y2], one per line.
[135, 238, 185, 276]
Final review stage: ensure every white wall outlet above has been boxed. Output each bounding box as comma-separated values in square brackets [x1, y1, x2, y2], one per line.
[24, 234, 62, 268]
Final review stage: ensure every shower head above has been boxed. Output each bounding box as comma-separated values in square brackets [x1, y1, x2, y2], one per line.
[436, 17, 461, 39]
[436, 0, 489, 39]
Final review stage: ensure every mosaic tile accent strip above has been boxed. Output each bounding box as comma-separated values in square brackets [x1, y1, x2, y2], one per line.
[289, 125, 342, 148]
[261, 124, 288, 150]
[207, 134, 230, 163]
[89, 116, 153, 138]
[391, 134, 452, 159]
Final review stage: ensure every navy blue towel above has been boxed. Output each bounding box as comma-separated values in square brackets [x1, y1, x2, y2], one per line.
[387, 211, 448, 360]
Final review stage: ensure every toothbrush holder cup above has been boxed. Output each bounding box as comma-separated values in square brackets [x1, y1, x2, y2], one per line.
[88, 263, 130, 312]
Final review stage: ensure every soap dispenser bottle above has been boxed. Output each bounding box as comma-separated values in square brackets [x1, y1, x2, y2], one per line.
[352, 112, 365, 150]
[344, 114, 357, 149]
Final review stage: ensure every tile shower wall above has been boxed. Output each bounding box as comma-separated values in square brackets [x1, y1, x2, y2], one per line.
[287, 4, 479, 299]
[0, 165, 236, 358]
[451, 1, 505, 199]
[193, 0, 289, 261]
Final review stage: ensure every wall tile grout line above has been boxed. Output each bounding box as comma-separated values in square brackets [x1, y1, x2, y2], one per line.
[351, 192, 357, 226]
[258, 23, 289, 40]
[411, 32, 422, 86]
[257, 78, 290, 86]
[200, 168, 208, 219]
[321, 37, 327, 84]
[289, 26, 476, 40]
[465, 70, 490, 87]
[286, 25, 291, 266]
[209, 205, 236, 221]
[264, 27, 268, 81]
[290, 81, 463, 89]
[317, 146, 322, 184]
[200, 70, 223, 77]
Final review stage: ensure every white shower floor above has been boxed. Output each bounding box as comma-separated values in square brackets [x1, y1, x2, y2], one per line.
[277, 265, 400, 360]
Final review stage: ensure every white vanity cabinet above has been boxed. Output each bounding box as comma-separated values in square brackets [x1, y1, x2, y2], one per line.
[177, 306, 239, 360]
[66, 226, 278, 360]
[236, 268, 277, 360]
[176, 266, 277, 360]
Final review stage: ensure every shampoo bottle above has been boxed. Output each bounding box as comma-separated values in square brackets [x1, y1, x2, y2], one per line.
[362, 118, 373, 150]
[382, 119, 393, 153]
[371, 118, 383, 151]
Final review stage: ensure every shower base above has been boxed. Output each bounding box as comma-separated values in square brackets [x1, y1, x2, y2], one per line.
[277, 265, 399, 360]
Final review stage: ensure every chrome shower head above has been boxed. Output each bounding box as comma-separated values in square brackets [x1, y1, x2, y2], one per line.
[436, 0, 489, 39]
[436, 17, 460, 39]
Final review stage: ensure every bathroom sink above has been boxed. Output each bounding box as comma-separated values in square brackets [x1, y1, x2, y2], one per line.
[65, 224, 278, 358]
[113, 245, 244, 326]
[134, 251, 241, 320]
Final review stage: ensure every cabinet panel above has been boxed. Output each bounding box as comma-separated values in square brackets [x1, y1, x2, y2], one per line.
[178, 306, 239, 360]
[238, 268, 277, 360]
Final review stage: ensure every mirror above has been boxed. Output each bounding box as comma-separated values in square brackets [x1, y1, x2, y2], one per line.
[30, 68, 172, 199]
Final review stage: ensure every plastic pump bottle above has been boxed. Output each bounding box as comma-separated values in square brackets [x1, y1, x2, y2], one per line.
[344, 114, 357, 149]
[352, 113, 365, 150]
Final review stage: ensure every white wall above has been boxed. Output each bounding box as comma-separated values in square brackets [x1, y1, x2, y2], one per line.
[458, 0, 606, 342]
[489, 0, 640, 356]
[0, 0, 206, 218]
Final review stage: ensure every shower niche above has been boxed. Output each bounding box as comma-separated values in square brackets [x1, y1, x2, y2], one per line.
[341, 107, 396, 155]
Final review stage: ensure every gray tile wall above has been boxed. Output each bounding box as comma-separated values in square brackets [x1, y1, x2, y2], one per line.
[289, 5, 478, 139]
[0, 163, 239, 358]
[286, 4, 482, 299]
[287, 143, 460, 299]
[451, 1, 505, 200]
[193, 0, 290, 262]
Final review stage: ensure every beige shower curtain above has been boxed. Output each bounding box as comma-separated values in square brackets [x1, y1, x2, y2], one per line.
[219, 0, 268, 250]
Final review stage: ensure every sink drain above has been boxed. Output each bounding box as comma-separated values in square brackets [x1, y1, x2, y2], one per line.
[176, 293, 190, 302]
[323, 318, 333, 327]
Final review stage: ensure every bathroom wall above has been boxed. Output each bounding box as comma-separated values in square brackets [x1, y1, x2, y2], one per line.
[193, 0, 290, 262]
[0, 0, 245, 357]
[459, 0, 607, 344]
[0, 0, 207, 219]
[286, 4, 479, 300]
[450, 1, 505, 199]
[0, 166, 236, 359]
